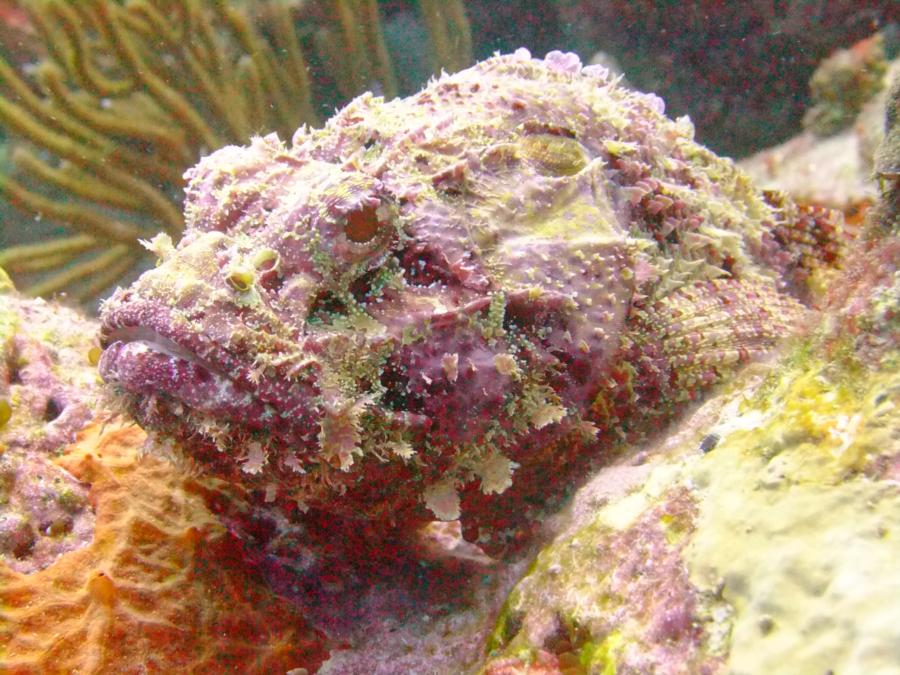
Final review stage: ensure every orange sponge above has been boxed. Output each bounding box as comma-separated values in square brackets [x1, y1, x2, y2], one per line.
[0, 422, 327, 674]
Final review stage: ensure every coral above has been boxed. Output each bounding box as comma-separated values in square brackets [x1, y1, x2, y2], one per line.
[802, 33, 889, 137]
[0, 284, 102, 573]
[98, 49, 844, 555]
[0, 1, 36, 65]
[0, 0, 472, 303]
[0, 421, 328, 673]
[483, 370, 900, 673]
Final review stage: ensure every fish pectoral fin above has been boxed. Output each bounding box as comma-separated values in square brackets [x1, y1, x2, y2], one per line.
[631, 278, 807, 383]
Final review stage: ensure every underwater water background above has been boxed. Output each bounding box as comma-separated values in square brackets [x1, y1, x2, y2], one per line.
[0, 0, 897, 306]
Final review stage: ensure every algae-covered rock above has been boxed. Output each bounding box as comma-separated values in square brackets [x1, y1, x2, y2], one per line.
[484, 486, 718, 674]
[0, 284, 101, 454]
[875, 70, 900, 235]
[802, 33, 889, 137]
[740, 53, 900, 214]
[0, 286, 102, 573]
[481, 232, 899, 673]
[685, 358, 899, 674]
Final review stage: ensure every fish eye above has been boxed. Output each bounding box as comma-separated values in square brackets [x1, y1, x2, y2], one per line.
[345, 204, 381, 243]
[225, 265, 254, 292]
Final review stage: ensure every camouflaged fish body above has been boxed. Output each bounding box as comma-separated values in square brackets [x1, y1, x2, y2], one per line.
[99, 50, 833, 544]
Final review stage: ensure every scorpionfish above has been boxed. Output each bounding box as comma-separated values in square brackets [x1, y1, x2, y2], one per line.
[99, 50, 841, 551]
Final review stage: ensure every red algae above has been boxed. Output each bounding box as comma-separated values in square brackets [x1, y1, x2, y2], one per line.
[0, 291, 101, 573]
[482, 488, 719, 675]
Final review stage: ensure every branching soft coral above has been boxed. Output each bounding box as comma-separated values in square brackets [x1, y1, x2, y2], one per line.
[0, 0, 472, 303]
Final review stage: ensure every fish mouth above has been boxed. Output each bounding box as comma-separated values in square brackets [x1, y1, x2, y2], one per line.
[98, 298, 318, 436]
[100, 329, 270, 428]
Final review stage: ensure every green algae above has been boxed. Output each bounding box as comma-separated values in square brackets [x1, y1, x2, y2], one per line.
[0, 268, 13, 294]
[0, 399, 10, 430]
[685, 347, 900, 674]
[482, 484, 702, 671]
[578, 632, 622, 674]
[484, 590, 521, 656]
[56, 487, 86, 514]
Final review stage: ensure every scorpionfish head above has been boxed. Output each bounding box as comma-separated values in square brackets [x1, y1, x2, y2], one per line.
[99, 112, 634, 516]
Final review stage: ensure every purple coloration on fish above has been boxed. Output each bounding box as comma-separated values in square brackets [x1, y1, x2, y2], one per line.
[98, 49, 837, 549]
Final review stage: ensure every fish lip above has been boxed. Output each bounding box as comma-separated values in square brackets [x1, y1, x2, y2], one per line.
[98, 299, 250, 418]
[101, 324, 218, 374]
[98, 297, 318, 435]
[98, 294, 435, 453]
[99, 299, 217, 377]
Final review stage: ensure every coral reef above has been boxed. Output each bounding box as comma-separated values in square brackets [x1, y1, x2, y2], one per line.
[480, 220, 899, 675]
[98, 49, 843, 555]
[0, 35, 891, 675]
[739, 128, 879, 216]
[0, 0, 472, 302]
[0, 421, 328, 673]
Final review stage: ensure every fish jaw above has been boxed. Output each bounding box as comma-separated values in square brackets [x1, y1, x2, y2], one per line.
[97, 230, 327, 453]
[99, 314, 276, 432]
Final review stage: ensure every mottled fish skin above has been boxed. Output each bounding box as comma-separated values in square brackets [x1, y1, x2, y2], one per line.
[99, 49, 827, 547]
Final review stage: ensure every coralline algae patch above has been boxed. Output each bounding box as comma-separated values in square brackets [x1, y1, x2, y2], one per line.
[483, 487, 718, 674]
[0, 422, 327, 674]
[0, 281, 100, 456]
[0, 450, 93, 574]
[481, 292, 899, 672]
[0, 286, 103, 574]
